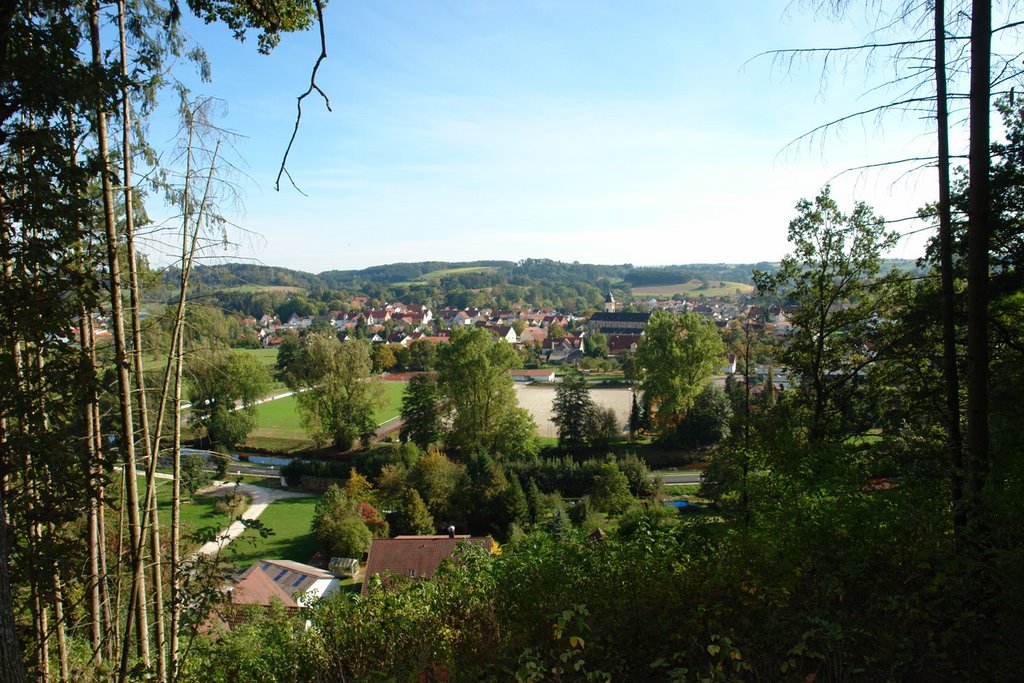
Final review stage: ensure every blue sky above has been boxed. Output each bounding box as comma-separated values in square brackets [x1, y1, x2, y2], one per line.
[144, 0, 960, 273]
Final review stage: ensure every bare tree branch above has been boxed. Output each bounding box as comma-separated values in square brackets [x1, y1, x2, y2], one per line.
[275, 0, 330, 194]
[779, 95, 967, 155]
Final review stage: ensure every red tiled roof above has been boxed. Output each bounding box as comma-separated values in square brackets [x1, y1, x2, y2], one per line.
[232, 564, 299, 608]
[362, 536, 492, 595]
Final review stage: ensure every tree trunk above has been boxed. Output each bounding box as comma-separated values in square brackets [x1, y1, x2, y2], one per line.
[934, 0, 966, 538]
[87, 0, 150, 672]
[965, 0, 991, 539]
[115, 0, 167, 676]
[0, 489, 27, 683]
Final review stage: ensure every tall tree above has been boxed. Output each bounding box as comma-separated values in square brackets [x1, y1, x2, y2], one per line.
[400, 373, 443, 450]
[551, 375, 596, 454]
[635, 310, 724, 436]
[185, 348, 272, 450]
[435, 327, 537, 458]
[290, 334, 384, 450]
[755, 188, 899, 443]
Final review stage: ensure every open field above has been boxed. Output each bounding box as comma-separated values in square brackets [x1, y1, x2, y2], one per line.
[238, 347, 279, 368]
[414, 266, 496, 282]
[216, 284, 303, 293]
[514, 384, 632, 440]
[631, 279, 753, 297]
[226, 495, 320, 569]
[243, 381, 406, 452]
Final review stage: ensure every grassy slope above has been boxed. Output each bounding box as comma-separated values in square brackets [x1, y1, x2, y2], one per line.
[419, 266, 495, 279]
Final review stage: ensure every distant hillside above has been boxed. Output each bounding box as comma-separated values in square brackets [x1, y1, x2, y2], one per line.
[167, 263, 331, 291]
[164, 259, 923, 293]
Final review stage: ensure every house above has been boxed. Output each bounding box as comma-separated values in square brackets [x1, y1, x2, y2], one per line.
[364, 309, 392, 325]
[286, 313, 313, 329]
[543, 335, 584, 364]
[509, 368, 556, 383]
[606, 333, 642, 357]
[479, 324, 518, 344]
[234, 559, 342, 608]
[362, 534, 494, 595]
[518, 326, 548, 346]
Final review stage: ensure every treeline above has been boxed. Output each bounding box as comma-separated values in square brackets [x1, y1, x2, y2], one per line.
[160, 259, 777, 317]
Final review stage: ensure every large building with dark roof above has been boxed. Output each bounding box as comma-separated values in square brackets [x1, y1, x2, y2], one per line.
[586, 311, 651, 335]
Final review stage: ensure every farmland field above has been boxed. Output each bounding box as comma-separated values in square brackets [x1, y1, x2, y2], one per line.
[216, 284, 303, 293]
[631, 279, 753, 297]
[414, 266, 496, 281]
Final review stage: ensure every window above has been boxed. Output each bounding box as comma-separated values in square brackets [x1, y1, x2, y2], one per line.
[274, 569, 288, 581]
[291, 576, 305, 588]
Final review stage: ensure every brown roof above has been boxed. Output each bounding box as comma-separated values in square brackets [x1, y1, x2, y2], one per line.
[232, 564, 299, 608]
[509, 369, 555, 378]
[362, 536, 493, 595]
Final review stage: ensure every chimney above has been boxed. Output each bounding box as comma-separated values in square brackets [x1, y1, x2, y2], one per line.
[447, 525, 456, 539]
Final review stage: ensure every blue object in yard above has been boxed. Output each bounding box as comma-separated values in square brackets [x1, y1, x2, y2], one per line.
[665, 500, 690, 508]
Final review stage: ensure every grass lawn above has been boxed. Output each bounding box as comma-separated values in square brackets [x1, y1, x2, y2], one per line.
[126, 476, 228, 553]
[237, 346, 279, 369]
[244, 381, 407, 452]
[226, 496, 321, 570]
[132, 475, 319, 569]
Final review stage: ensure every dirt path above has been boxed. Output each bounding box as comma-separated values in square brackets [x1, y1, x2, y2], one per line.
[194, 482, 310, 557]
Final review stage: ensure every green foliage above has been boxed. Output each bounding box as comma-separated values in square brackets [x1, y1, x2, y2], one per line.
[186, 348, 272, 449]
[675, 384, 732, 449]
[584, 331, 609, 358]
[754, 187, 901, 443]
[182, 453, 212, 497]
[551, 375, 595, 453]
[567, 495, 598, 531]
[290, 334, 384, 450]
[186, 0, 319, 54]
[589, 463, 633, 516]
[585, 405, 620, 452]
[636, 310, 725, 437]
[311, 485, 372, 557]
[406, 449, 465, 521]
[436, 326, 538, 458]
[400, 373, 443, 449]
[371, 343, 397, 373]
[184, 601, 318, 682]
[391, 487, 435, 536]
